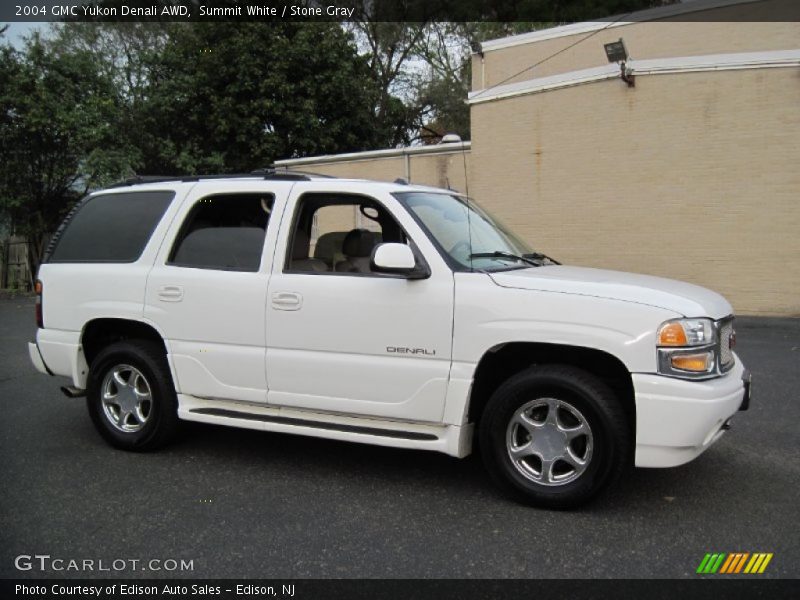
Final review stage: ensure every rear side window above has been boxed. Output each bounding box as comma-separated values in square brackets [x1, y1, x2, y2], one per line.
[48, 191, 175, 263]
[168, 193, 273, 272]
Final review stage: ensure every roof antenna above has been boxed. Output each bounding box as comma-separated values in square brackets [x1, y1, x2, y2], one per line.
[443, 133, 474, 272]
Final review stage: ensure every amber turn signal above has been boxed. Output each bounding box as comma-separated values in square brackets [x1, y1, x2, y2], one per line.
[658, 322, 687, 346]
[671, 353, 712, 372]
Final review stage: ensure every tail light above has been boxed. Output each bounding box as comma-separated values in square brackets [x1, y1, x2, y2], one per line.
[35, 279, 43, 328]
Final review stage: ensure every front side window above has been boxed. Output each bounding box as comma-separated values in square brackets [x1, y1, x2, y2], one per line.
[394, 191, 542, 272]
[285, 194, 407, 274]
[48, 191, 175, 263]
[169, 193, 273, 272]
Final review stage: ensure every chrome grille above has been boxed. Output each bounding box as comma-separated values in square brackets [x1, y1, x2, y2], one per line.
[719, 319, 735, 370]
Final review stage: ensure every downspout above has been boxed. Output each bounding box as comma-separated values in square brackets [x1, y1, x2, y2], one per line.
[471, 42, 486, 90]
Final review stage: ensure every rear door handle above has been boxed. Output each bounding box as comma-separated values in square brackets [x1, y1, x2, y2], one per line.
[271, 291, 302, 311]
[158, 285, 184, 302]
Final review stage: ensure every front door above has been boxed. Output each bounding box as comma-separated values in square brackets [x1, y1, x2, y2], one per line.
[265, 188, 454, 423]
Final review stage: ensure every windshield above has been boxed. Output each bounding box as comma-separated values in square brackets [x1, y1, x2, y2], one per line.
[394, 191, 543, 272]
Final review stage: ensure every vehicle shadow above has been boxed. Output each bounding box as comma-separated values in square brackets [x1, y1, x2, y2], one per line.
[166, 420, 748, 514]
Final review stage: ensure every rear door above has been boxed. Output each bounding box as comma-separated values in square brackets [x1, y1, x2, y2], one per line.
[144, 181, 293, 403]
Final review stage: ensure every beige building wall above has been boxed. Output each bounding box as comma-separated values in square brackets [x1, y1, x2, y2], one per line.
[472, 1, 800, 90]
[280, 150, 471, 192]
[469, 67, 800, 316]
[300, 156, 407, 182]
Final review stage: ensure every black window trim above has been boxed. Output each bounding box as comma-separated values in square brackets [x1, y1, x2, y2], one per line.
[166, 191, 275, 273]
[282, 191, 430, 279]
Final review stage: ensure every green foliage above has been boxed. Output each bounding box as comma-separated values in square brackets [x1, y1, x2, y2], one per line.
[133, 22, 396, 174]
[0, 34, 133, 277]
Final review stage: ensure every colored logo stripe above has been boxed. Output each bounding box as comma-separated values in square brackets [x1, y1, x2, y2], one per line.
[696, 554, 712, 573]
[697, 553, 726, 573]
[719, 554, 736, 573]
[719, 553, 747, 573]
[734, 553, 750, 573]
[698, 552, 773, 574]
[745, 553, 774, 574]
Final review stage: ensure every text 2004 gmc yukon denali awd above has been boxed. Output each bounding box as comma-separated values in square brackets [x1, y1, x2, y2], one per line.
[28, 171, 751, 508]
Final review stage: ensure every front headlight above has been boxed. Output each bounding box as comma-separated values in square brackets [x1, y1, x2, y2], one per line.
[657, 318, 715, 347]
[657, 318, 718, 379]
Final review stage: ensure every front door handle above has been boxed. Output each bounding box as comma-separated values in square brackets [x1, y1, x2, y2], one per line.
[271, 291, 302, 311]
[158, 285, 184, 302]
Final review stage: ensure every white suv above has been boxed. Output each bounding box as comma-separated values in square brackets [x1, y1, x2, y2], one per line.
[28, 171, 751, 508]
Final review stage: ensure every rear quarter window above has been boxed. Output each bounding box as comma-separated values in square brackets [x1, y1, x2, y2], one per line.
[47, 191, 175, 263]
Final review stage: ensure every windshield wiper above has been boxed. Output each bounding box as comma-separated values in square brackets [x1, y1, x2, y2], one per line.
[469, 251, 544, 267]
[523, 252, 561, 265]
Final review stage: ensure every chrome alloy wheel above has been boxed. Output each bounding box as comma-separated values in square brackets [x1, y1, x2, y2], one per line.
[100, 364, 153, 433]
[506, 398, 593, 486]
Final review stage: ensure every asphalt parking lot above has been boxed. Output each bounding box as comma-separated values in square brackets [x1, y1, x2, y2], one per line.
[1, 295, 798, 579]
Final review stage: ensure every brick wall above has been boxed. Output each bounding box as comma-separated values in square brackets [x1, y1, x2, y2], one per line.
[469, 67, 800, 315]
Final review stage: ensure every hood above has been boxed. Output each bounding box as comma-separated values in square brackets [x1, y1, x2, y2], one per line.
[489, 265, 733, 319]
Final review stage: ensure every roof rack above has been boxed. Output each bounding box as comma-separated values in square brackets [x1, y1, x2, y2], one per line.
[108, 168, 333, 188]
[266, 167, 337, 179]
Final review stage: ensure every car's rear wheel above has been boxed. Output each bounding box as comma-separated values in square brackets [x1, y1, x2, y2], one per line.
[479, 364, 630, 509]
[86, 340, 179, 451]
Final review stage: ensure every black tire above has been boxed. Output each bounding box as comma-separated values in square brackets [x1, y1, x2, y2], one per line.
[86, 340, 179, 452]
[479, 364, 631, 509]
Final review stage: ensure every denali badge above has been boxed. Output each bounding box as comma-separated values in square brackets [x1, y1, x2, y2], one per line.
[386, 346, 436, 356]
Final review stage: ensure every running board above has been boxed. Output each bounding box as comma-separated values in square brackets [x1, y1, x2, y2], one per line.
[190, 407, 438, 441]
[177, 395, 472, 458]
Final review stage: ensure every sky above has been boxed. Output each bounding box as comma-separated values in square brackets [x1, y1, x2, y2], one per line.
[2, 22, 47, 48]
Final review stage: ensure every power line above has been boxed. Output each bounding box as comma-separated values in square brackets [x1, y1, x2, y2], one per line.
[470, 12, 634, 101]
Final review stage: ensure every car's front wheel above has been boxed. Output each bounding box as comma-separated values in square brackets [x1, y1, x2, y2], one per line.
[479, 364, 631, 509]
[86, 340, 179, 451]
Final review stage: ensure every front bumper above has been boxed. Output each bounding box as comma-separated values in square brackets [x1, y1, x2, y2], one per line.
[634, 354, 748, 468]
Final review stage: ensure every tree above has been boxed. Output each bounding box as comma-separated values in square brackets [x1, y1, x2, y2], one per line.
[411, 22, 551, 143]
[132, 22, 398, 174]
[346, 20, 430, 146]
[48, 21, 399, 174]
[0, 34, 132, 283]
[49, 22, 170, 109]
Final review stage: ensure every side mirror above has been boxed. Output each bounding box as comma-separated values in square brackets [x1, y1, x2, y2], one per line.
[371, 243, 429, 279]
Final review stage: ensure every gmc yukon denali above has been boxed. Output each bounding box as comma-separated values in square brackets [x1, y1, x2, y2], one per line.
[28, 171, 751, 508]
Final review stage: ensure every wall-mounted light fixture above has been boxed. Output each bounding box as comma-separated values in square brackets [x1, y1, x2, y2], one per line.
[604, 38, 635, 87]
